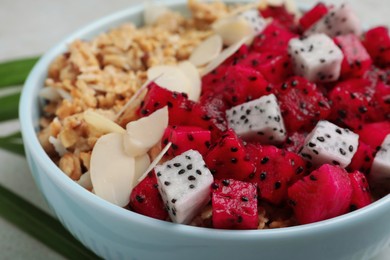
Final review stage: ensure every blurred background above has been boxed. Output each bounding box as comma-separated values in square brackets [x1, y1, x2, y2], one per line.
[0, 0, 389, 259]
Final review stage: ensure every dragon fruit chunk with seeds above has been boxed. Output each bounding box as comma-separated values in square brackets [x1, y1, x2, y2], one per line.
[306, 3, 362, 37]
[348, 171, 372, 211]
[288, 33, 343, 82]
[299, 120, 359, 168]
[288, 164, 353, 224]
[211, 179, 258, 229]
[154, 150, 213, 224]
[226, 94, 287, 144]
[238, 9, 266, 36]
[370, 134, 390, 185]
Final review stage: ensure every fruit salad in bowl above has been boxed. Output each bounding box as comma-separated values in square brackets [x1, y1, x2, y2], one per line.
[20, 0, 390, 259]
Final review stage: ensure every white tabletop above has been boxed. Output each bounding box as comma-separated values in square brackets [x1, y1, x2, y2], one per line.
[1, 0, 389, 259]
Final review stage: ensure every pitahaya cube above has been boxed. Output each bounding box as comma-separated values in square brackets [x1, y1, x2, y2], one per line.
[276, 76, 331, 132]
[299, 2, 329, 31]
[306, 3, 362, 37]
[238, 9, 266, 36]
[348, 171, 372, 211]
[205, 129, 255, 181]
[358, 121, 390, 151]
[252, 20, 297, 55]
[347, 141, 374, 176]
[211, 179, 258, 229]
[288, 33, 343, 82]
[284, 132, 307, 153]
[154, 150, 214, 224]
[239, 51, 293, 84]
[370, 134, 390, 184]
[299, 120, 359, 168]
[334, 34, 372, 78]
[370, 82, 390, 122]
[246, 144, 307, 205]
[129, 171, 168, 220]
[162, 126, 211, 157]
[328, 78, 373, 130]
[363, 26, 390, 68]
[139, 83, 194, 125]
[288, 164, 353, 224]
[226, 94, 287, 144]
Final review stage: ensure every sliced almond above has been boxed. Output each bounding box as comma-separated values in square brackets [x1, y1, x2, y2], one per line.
[178, 61, 201, 102]
[200, 36, 249, 77]
[212, 16, 253, 46]
[144, 1, 170, 26]
[189, 34, 223, 67]
[134, 154, 151, 182]
[147, 66, 192, 95]
[90, 133, 135, 207]
[84, 110, 125, 134]
[137, 142, 172, 183]
[123, 106, 169, 157]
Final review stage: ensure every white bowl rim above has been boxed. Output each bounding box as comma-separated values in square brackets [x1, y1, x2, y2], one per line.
[19, 0, 390, 240]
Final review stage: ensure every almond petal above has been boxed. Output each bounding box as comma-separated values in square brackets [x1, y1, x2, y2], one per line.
[48, 136, 67, 156]
[178, 61, 201, 102]
[137, 142, 172, 183]
[90, 133, 135, 207]
[212, 17, 253, 46]
[147, 66, 192, 95]
[200, 36, 249, 77]
[189, 34, 223, 67]
[84, 110, 125, 134]
[76, 171, 93, 190]
[124, 106, 169, 157]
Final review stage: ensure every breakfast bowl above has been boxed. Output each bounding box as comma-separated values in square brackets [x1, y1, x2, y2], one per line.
[19, 0, 390, 259]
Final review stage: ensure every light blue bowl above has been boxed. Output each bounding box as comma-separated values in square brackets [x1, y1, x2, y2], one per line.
[19, 1, 390, 259]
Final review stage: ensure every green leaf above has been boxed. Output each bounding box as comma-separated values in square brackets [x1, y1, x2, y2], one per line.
[0, 183, 101, 259]
[0, 57, 40, 88]
[0, 92, 20, 122]
[0, 131, 24, 156]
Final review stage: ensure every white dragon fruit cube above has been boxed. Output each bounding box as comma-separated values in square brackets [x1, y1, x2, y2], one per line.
[299, 120, 359, 168]
[370, 134, 390, 183]
[306, 3, 362, 37]
[226, 94, 287, 144]
[238, 9, 266, 35]
[154, 150, 213, 224]
[288, 33, 343, 82]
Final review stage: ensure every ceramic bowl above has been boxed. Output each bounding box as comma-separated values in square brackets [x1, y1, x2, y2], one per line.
[19, 1, 390, 259]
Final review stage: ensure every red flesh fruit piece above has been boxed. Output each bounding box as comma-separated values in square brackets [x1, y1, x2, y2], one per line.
[239, 51, 293, 84]
[205, 129, 255, 181]
[129, 172, 168, 220]
[347, 141, 375, 176]
[299, 2, 329, 31]
[288, 164, 353, 225]
[211, 179, 258, 229]
[162, 126, 211, 157]
[357, 121, 390, 151]
[348, 171, 372, 211]
[363, 26, 390, 68]
[191, 94, 228, 141]
[283, 132, 307, 153]
[245, 144, 307, 205]
[328, 78, 373, 131]
[334, 34, 372, 78]
[260, 5, 298, 32]
[369, 82, 390, 121]
[276, 76, 331, 133]
[139, 83, 194, 125]
[252, 20, 297, 55]
[221, 65, 270, 106]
